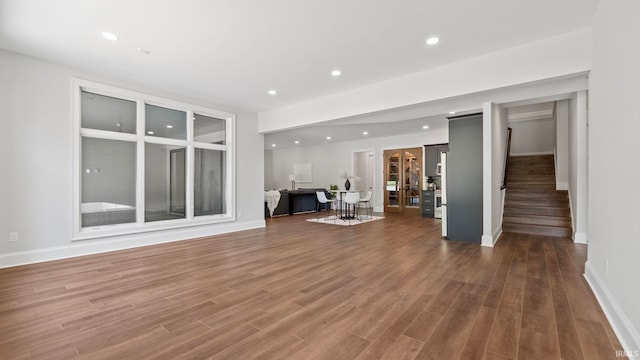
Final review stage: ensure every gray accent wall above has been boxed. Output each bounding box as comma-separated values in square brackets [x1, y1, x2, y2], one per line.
[447, 114, 483, 243]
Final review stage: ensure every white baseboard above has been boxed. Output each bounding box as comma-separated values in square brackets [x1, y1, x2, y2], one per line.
[0, 220, 266, 269]
[510, 151, 554, 157]
[481, 235, 494, 247]
[373, 206, 384, 213]
[584, 261, 640, 356]
[556, 181, 569, 191]
[574, 232, 588, 244]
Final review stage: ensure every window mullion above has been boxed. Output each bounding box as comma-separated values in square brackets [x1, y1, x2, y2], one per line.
[186, 111, 194, 220]
[136, 100, 146, 225]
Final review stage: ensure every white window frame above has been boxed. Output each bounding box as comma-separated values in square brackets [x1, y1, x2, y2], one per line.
[72, 79, 236, 241]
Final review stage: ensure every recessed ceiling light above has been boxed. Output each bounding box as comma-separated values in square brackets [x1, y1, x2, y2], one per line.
[268, 89, 277, 95]
[147, 131, 154, 135]
[294, 140, 300, 144]
[326, 136, 332, 140]
[101, 32, 119, 41]
[449, 111, 456, 115]
[331, 70, 341, 77]
[362, 131, 369, 135]
[426, 37, 439, 46]
[271, 143, 277, 147]
[166, 125, 173, 129]
[422, 125, 429, 129]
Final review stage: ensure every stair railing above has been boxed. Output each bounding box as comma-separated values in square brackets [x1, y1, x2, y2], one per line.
[500, 127, 513, 190]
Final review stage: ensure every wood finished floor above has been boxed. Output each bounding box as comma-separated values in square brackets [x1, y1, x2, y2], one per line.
[0, 213, 625, 359]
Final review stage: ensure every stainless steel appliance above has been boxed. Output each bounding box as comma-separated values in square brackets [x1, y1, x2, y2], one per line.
[434, 190, 442, 218]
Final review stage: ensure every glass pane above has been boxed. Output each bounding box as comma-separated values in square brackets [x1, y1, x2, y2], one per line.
[194, 148, 226, 216]
[145, 143, 186, 222]
[145, 104, 186, 140]
[404, 151, 420, 207]
[81, 91, 136, 134]
[81, 137, 136, 227]
[386, 153, 400, 206]
[194, 113, 226, 145]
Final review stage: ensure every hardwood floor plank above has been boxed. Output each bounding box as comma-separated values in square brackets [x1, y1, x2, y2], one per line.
[414, 291, 484, 359]
[459, 306, 497, 360]
[517, 327, 561, 360]
[550, 286, 585, 360]
[574, 319, 622, 360]
[379, 334, 425, 360]
[0, 214, 624, 360]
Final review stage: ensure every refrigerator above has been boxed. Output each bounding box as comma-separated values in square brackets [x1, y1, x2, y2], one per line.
[441, 151, 448, 237]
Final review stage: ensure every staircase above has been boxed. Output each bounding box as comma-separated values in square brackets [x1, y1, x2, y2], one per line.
[502, 155, 572, 237]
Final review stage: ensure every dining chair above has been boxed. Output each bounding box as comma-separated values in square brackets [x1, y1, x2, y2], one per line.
[316, 191, 336, 221]
[343, 192, 361, 224]
[359, 191, 373, 219]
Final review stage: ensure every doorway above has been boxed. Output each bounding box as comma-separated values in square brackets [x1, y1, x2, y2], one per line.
[383, 147, 422, 214]
[353, 150, 374, 203]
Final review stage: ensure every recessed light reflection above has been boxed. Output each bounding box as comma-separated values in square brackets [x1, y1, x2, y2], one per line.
[326, 136, 332, 140]
[271, 144, 277, 147]
[426, 37, 439, 45]
[294, 140, 300, 144]
[166, 125, 173, 129]
[102, 32, 119, 41]
[422, 125, 429, 129]
[363, 131, 369, 135]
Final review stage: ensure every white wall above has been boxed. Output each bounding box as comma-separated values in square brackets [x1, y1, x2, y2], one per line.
[264, 149, 274, 190]
[586, 0, 640, 355]
[0, 50, 265, 267]
[568, 91, 588, 244]
[487, 104, 509, 246]
[555, 100, 569, 190]
[508, 117, 555, 155]
[271, 129, 448, 211]
[260, 29, 591, 132]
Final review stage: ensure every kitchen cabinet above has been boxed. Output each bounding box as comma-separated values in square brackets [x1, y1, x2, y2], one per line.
[422, 190, 434, 217]
[424, 144, 448, 177]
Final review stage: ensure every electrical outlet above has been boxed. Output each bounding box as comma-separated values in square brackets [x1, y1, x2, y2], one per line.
[9, 232, 18, 243]
[605, 257, 609, 274]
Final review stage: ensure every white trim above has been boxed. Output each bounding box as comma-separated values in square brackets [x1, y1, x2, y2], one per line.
[507, 112, 554, 122]
[510, 151, 554, 156]
[481, 235, 495, 247]
[482, 103, 493, 246]
[568, 185, 576, 236]
[556, 181, 568, 191]
[573, 232, 588, 244]
[72, 78, 236, 241]
[584, 262, 640, 356]
[0, 221, 265, 269]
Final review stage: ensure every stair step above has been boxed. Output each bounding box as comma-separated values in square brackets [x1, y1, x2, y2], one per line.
[504, 206, 570, 217]
[502, 155, 571, 238]
[506, 191, 568, 200]
[507, 183, 557, 191]
[503, 215, 571, 227]
[508, 169, 555, 176]
[506, 198, 569, 207]
[508, 155, 554, 162]
[503, 223, 571, 238]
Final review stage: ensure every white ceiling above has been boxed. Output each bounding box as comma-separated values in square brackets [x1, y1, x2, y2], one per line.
[0, 0, 598, 149]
